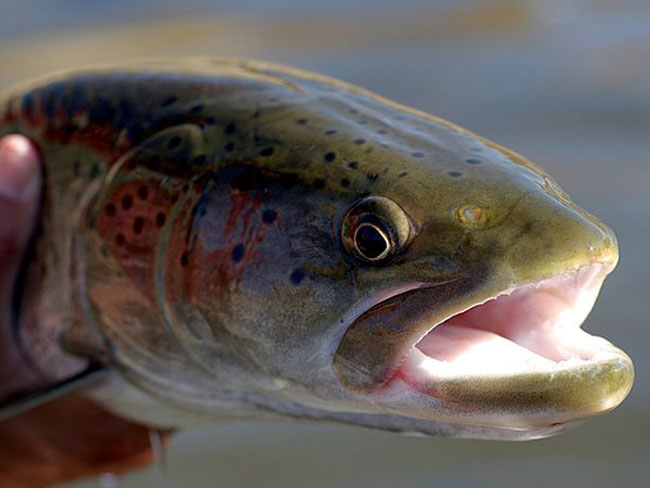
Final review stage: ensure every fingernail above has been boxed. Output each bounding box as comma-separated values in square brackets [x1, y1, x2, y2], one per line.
[0, 135, 40, 202]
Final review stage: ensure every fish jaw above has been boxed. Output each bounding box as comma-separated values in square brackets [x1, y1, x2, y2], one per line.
[334, 263, 633, 437]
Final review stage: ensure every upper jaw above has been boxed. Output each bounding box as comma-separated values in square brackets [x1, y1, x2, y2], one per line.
[333, 263, 634, 433]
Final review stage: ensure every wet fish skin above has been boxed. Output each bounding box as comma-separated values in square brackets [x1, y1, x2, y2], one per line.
[0, 59, 631, 439]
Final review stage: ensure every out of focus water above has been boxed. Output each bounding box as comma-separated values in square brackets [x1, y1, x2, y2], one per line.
[1, 1, 649, 487]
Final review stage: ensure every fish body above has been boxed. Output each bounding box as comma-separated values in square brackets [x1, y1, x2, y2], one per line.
[0, 59, 633, 439]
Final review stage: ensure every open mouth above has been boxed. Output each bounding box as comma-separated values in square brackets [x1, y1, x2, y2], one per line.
[400, 265, 621, 383]
[334, 264, 634, 430]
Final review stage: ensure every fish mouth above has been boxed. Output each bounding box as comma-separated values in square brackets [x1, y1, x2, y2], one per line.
[333, 264, 634, 433]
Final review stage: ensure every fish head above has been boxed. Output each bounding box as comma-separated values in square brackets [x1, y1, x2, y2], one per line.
[149, 71, 631, 439]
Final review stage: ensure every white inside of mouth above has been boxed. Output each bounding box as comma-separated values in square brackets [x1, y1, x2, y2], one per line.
[403, 265, 619, 379]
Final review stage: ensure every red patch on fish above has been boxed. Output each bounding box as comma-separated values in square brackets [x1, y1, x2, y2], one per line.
[166, 187, 270, 306]
[96, 180, 176, 298]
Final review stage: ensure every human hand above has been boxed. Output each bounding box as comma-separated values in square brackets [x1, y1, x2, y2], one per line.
[0, 135, 169, 488]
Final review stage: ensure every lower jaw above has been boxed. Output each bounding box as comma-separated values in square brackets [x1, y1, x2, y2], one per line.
[396, 353, 632, 430]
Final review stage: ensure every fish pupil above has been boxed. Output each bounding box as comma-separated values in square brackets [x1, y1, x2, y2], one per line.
[355, 223, 389, 260]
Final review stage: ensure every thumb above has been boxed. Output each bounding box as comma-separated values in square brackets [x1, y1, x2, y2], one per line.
[0, 134, 41, 308]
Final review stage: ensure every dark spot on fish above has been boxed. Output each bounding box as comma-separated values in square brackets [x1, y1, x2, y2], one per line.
[314, 178, 325, 189]
[341, 178, 350, 188]
[395, 115, 406, 121]
[224, 142, 235, 152]
[168, 137, 181, 150]
[170, 194, 179, 204]
[232, 243, 245, 263]
[89, 97, 116, 125]
[357, 120, 368, 125]
[224, 123, 236, 135]
[180, 251, 189, 267]
[137, 185, 149, 200]
[260, 147, 275, 157]
[121, 194, 133, 210]
[296, 118, 308, 125]
[377, 129, 387, 135]
[149, 155, 161, 167]
[232, 166, 257, 191]
[466, 158, 483, 165]
[348, 161, 359, 170]
[115, 234, 125, 246]
[192, 154, 207, 165]
[290, 268, 305, 285]
[133, 216, 144, 234]
[190, 104, 204, 114]
[367, 173, 378, 183]
[448, 171, 463, 177]
[126, 124, 144, 141]
[161, 96, 178, 107]
[90, 164, 101, 179]
[269, 97, 279, 102]
[354, 138, 365, 145]
[398, 171, 408, 178]
[325, 129, 337, 135]
[349, 109, 358, 114]
[324, 152, 336, 162]
[105, 203, 116, 216]
[279, 173, 300, 188]
[155, 212, 166, 227]
[21, 93, 34, 117]
[205, 116, 216, 125]
[411, 152, 424, 158]
[262, 209, 277, 223]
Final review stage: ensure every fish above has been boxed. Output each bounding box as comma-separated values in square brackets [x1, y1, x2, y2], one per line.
[0, 58, 633, 440]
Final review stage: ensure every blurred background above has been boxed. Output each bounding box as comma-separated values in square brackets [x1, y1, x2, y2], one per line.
[1, 0, 648, 486]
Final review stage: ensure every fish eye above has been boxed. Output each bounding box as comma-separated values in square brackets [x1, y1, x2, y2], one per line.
[341, 196, 414, 264]
[354, 222, 391, 261]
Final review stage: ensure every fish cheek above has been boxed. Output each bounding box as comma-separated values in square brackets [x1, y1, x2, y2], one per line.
[82, 180, 172, 363]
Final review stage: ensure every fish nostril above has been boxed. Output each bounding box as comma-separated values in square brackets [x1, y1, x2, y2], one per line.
[457, 205, 487, 226]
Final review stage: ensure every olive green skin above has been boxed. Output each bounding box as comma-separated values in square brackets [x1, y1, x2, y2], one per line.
[0, 59, 632, 439]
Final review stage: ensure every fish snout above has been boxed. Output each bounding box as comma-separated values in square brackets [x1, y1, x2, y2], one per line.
[491, 191, 618, 284]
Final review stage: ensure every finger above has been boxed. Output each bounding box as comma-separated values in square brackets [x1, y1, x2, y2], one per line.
[0, 134, 41, 308]
[0, 135, 42, 397]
